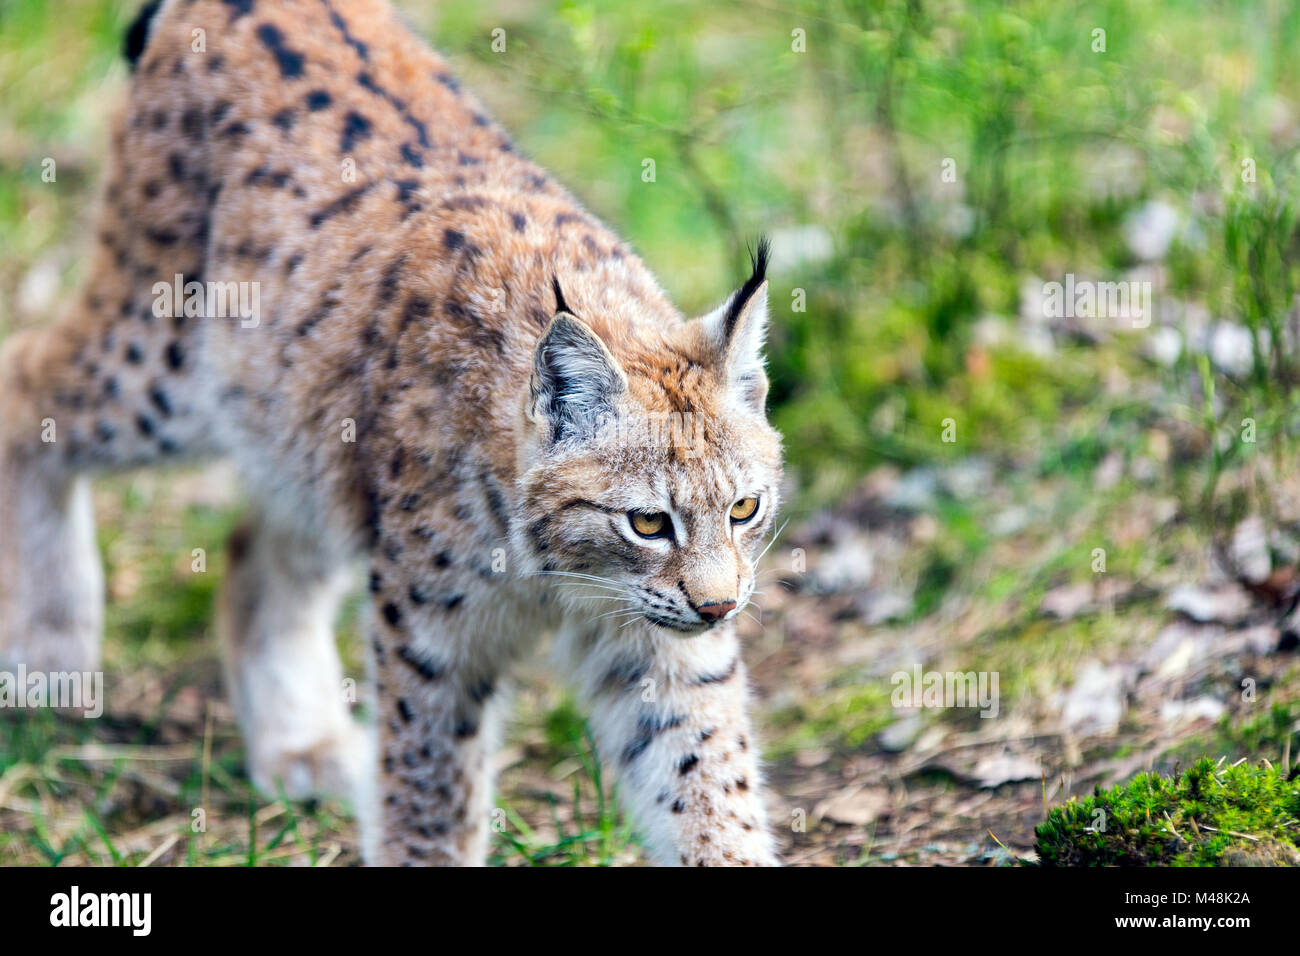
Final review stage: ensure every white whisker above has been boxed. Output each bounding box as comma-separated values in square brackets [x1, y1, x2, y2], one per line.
[756, 517, 790, 564]
[548, 582, 629, 595]
[537, 570, 626, 587]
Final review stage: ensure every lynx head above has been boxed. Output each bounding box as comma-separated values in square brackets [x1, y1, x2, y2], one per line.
[516, 242, 782, 635]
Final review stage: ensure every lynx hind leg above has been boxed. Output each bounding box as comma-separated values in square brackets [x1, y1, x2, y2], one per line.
[0, 309, 117, 676]
[0, 83, 214, 670]
[0, 399, 103, 675]
[216, 514, 373, 804]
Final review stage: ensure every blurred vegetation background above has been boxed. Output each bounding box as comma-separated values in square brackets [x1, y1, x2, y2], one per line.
[2, 0, 1300, 865]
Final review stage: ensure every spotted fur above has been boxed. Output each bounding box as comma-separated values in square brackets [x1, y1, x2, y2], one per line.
[0, 0, 782, 866]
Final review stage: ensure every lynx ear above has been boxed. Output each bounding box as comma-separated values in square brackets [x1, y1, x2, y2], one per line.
[702, 238, 770, 412]
[529, 310, 626, 443]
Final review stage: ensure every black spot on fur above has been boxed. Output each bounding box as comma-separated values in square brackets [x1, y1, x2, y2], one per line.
[443, 229, 465, 250]
[400, 143, 423, 167]
[272, 108, 297, 132]
[148, 384, 172, 417]
[305, 89, 332, 110]
[511, 212, 526, 232]
[601, 657, 648, 693]
[340, 111, 372, 153]
[692, 658, 738, 686]
[145, 227, 179, 246]
[678, 754, 700, 775]
[256, 23, 305, 79]
[405, 114, 431, 149]
[397, 698, 415, 723]
[165, 341, 185, 370]
[394, 179, 422, 219]
[309, 181, 375, 228]
[221, 0, 255, 21]
[180, 107, 204, 138]
[399, 295, 432, 333]
[135, 414, 156, 438]
[326, 4, 368, 60]
[397, 645, 442, 681]
[125, 342, 144, 364]
[382, 602, 402, 626]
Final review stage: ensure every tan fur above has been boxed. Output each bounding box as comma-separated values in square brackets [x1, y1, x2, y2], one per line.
[0, 0, 783, 866]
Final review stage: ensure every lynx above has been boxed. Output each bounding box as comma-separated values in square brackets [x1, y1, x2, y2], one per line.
[0, 0, 782, 866]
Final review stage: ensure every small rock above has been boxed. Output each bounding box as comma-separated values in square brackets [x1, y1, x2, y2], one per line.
[1154, 636, 1198, 681]
[885, 468, 939, 512]
[860, 589, 913, 625]
[813, 785, 891, 826]
[1222, 840, 1300, 867]
[1166, 583, 1254, 624]
[808, 534, 874, 593]
[1159, 697, 1226, 725]
[988, 506, 1030, 537]
[1060, 661, 1126, 735]
[970, 752, 1041, 789]
[943, 458, 993, 501]
[1230, 516, 1272, 584]
[878, 711, 925, 752]
[1094, 451, 1124, 490]
[1041, 582, 1094, 620]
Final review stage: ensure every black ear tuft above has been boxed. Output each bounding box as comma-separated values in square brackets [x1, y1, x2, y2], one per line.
[552, 276, 575, 317]
[723, 236, 771, 342]
[124, 0, 163, 71]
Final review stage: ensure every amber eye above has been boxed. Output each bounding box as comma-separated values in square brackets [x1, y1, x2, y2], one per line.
[629, 511, 671, 539]
[730, 497, 759, 523]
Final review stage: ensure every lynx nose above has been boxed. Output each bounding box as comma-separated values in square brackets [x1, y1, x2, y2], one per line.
[695, 600, 737, 623]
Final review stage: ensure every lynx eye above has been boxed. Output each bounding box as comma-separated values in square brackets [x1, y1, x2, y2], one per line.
[629, 511, 671, 539]
[730, 496, 759, 523]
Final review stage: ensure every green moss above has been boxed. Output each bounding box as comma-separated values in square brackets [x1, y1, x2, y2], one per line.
[1035, 759, 1300, 866]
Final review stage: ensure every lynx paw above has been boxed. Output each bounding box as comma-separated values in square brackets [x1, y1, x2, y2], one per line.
[246, 718, 375, 803]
